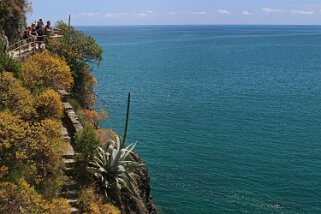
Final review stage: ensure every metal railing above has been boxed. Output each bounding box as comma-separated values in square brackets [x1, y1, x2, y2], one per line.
[7, 29, 62, 60]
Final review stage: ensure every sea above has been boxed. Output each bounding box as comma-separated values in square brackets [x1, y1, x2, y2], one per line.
[77, 25, 321, 213]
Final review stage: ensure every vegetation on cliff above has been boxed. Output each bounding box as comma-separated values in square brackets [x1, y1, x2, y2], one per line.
[47, 22, 102, 109]
[0, 2, 155, 212]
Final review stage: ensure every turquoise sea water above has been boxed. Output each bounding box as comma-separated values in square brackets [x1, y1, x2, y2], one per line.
[78, 26, 321, 213]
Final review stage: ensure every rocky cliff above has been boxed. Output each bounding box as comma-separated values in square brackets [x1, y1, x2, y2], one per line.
[0, 0, 28, 41]
[121, 153, 157, 214]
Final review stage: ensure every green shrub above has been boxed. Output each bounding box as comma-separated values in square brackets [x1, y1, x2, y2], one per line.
[74, 127, 101, 186]
[0, 53, 20, 76]
[74, 127, 101, 161]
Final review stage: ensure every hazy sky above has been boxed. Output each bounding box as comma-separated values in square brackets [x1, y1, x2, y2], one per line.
[27, 0, 321, 26]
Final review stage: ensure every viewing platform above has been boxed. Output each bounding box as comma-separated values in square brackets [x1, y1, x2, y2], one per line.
[7, 29, 63, 61]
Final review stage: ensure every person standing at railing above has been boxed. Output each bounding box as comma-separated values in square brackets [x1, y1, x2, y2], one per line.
[36, 20, 44, 39]
[23, 27, 33, 50]
[30, 23, 38, 49]
[1, 30, 9, 54]
[45, 21, 53, 36]
[23, 27, 32, 40]
[31, 22, 38, 36]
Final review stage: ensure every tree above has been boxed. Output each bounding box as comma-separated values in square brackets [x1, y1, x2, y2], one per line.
[48, 22, 102, 64]
[21, 50, 73, 92]
[47, 22, 103, 109]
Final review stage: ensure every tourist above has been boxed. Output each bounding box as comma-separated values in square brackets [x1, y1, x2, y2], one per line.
[23, 27, 32, 39]
[39, 19, 44, 26]
[36, 20, 44, 38]
[45, 21, 53, 35]
[31, 22, 37, 36]
[1, 30, 9, 54]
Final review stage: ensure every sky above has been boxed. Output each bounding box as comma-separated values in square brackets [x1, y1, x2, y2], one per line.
[27, 0, 321, 26]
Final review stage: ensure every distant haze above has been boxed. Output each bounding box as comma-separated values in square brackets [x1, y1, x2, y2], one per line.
[28, 0, 321, 26]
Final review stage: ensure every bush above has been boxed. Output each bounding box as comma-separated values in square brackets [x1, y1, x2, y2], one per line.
[74, 127, 101, 186]
[78, 186, 120, 214]
[74, 126, 101, 161]
[21, 50, 73, 92]
[35, 89, 64, 120]
[0, 178, 71, 214]
[0, 111, 66, 196]
[78, 109, 108, 128]
[0, 53, 20, 76]
[96, 129, 117, 144]
[28, 118, 66, 196]
[0, 110, 30, 181]
[0, 72, 35, 119]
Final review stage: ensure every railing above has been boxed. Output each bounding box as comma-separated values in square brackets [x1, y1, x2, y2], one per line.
[7, 28, 63, 61]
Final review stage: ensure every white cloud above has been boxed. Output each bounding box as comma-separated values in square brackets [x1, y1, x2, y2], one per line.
[168, 11, 178, 16]
[217, 9, 231, 15]
[104, 12, 128, 18]
[79, 12, 99, 16]
[262, 8, 284, 14]
[291, 10, 314, 15]
[242, 10, 250, 15]
[138, 10, 154, 17]
[192, 11, 207, 15]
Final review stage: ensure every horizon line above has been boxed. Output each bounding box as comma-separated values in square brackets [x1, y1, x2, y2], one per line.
[73, 23, 321, 27]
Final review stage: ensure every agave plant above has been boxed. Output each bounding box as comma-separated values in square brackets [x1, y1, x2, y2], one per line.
[89, 135, 143, 205]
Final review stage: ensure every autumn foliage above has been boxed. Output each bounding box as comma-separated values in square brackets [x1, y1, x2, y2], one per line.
[21, 50, 73, 92]
[0, 72, 65, 121]
[0, 111, 66, 193]
[78, 186, 120, 214]
[35, 89, 64, 120]
[96, 129, 117, 144]
[0, 178, 70, 214]
[0, 72, 35, 119]
[78, 109, 108, 128]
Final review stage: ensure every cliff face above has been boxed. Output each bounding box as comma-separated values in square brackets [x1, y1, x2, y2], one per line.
[0, 0, 27, 41]
[3, 16, 26, 42]
[122, 153, 157, 214]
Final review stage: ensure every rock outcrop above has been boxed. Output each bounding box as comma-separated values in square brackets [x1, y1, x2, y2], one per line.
[121, 153, 157, 214]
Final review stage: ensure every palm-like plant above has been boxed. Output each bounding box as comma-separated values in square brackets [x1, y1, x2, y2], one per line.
[89, 135, 143, 205]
